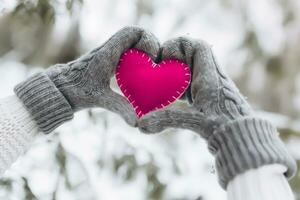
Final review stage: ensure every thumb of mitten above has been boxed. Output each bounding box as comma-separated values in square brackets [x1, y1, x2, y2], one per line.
[138, 107, 216, 137]
[96, 89, 137, 127]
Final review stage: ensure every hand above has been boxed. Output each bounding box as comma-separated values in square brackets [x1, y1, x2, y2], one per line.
[46, 26, 160, 126]
[14, 26, 160, 133]
[138, 37, 296, 189]
[138, 37, 252, 136]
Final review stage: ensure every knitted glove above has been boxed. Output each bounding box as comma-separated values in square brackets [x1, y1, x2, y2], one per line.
[14, 26, 160, 134]
[138, 37, 297, 189]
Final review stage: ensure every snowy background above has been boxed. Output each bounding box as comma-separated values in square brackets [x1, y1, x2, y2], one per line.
[0, 0, 300, 199]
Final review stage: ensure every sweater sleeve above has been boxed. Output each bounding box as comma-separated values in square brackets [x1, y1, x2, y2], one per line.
[227, 164, 295, 200]
[0, 95, 39, 174]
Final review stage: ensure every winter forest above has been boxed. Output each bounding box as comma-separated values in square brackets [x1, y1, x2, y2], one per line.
[0, 0, 300, 199]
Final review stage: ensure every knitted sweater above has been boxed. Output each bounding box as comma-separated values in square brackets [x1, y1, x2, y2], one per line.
[0, 95, 294, 199]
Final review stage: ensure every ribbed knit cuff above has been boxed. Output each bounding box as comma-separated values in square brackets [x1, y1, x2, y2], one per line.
[14, 73, 74, 134]
[207, 117, 297, 189]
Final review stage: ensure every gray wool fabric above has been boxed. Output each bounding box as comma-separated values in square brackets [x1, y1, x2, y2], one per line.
[138, 37, 297, 189]
[14, 73, 74, 134]
[208, 117, 296, 188]
[14, 26, 160, 133]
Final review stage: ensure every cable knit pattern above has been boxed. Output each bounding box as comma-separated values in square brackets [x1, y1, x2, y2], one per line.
[0, 96, 38, 174]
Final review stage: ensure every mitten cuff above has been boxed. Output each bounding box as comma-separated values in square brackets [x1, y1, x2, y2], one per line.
[14, 73, 74, 134]
[208, 117, 297, 189]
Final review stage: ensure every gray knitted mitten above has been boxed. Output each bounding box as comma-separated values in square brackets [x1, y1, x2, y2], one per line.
[138, 37, 297, 189]
[14, 26, 160, 134]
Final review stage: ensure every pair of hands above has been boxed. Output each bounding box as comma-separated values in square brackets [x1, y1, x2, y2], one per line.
[35, 26, 296, 189]
[46, 26, 252, 138]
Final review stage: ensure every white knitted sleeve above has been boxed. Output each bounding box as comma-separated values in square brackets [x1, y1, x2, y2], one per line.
[227, 164, 295, 200]
[0, 95, 39, 174]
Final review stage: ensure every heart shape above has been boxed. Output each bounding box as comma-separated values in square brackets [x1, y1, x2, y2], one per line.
[115, 48, 191, 118]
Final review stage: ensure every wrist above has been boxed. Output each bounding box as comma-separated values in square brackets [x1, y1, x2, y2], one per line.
[207, 117, 297, 189]
[14, 72, 74, 134]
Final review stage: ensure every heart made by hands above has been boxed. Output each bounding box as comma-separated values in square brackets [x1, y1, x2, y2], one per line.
[115, 48, 191, 118]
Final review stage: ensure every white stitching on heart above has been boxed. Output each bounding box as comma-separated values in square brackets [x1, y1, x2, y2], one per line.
[116, 48, 192, 118]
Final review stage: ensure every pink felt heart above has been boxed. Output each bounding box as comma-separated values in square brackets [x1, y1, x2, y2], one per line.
[115, 48, 191, 118]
